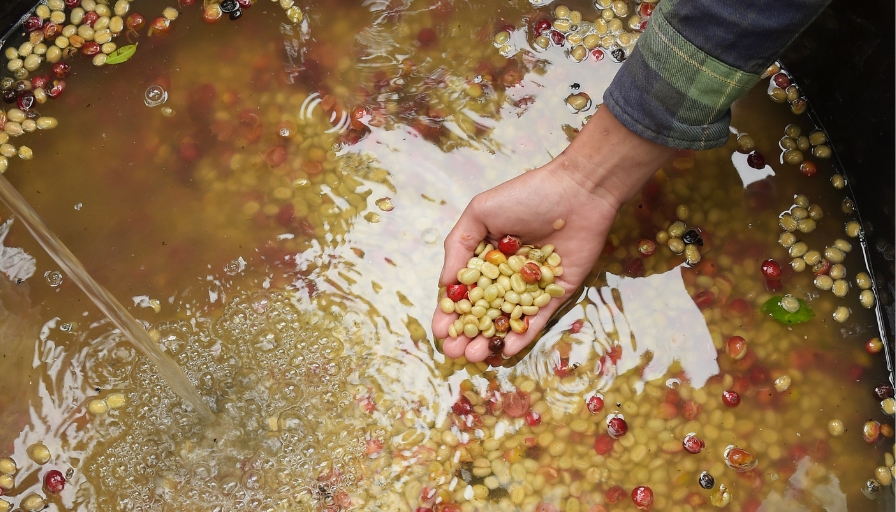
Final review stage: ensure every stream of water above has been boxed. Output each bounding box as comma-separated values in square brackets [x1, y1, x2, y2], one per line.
[0, 174, 214, 420]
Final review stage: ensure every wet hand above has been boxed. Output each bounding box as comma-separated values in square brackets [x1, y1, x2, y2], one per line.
[431, 159, 620, 362]
[431, 106, 676, 363]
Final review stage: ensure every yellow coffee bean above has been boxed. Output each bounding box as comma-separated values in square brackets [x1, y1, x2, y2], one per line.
[28, 443, 50, 464]
[0, 458, 15, 475]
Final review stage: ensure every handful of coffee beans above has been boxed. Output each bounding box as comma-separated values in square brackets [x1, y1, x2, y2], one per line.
[440, 235, 566, 351]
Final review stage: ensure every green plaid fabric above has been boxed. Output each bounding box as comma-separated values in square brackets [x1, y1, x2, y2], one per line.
[604, 0, 830, 149]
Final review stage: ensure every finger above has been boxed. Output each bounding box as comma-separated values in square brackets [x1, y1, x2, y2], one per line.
[464, 335, 493, 362]
[501, 293, 569, 357]
[431, 306, 456, 339]
[439, 204, 489, 286]
[442, 335, 471, 359]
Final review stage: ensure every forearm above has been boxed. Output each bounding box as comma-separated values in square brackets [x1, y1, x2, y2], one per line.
[552, 106, 676, 213]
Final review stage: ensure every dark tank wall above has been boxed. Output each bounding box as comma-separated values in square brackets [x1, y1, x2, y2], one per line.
[781, 0, 895, 362]
[0, 1, 31, 34]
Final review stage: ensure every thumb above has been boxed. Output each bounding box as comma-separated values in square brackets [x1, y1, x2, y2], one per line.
[439, 205, 489, 286]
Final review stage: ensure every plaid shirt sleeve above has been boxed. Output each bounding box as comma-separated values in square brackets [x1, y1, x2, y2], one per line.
[603, 0, 830, 150]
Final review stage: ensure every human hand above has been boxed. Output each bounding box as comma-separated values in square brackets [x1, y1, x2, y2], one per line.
[431, 107, 676, 362]
[431, 158, 621, 362]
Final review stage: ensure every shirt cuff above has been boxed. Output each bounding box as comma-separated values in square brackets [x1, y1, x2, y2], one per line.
[603, 1, 761, 150]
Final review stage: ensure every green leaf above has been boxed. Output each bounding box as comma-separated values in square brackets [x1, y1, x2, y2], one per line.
[761, 295, 815, 325]
[105, 43, 138, 65]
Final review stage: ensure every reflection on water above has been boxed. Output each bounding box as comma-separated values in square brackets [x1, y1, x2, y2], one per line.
[604, 267, 719, 388]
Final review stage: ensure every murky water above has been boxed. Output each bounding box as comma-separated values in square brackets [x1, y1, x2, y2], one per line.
[0, 0, 891, 511]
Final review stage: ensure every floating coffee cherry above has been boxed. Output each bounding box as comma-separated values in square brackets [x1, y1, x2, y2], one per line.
[631, 486, 654, 510]
[800, 161, 817, 177]
[31, 75, 51, 90]
[534, 18, 552, 35]
[220, 0, 239, 13]
[866, 337, 884, 354]
[772, 72, 791, 89]
[682, 229, 701, 245]
[126, 13, 146, 30]
[587, 395, 604, 414]
[812, 258, 831, 276]
[82, 11, 99, 28]
[610, 48, 626, 62]
[607, 416, 628, 438]
[549, 30, 565, 46]
[43, 470, 65, 493]
[683, 433, 705, 454]
[722, 390, 740, 407]
[488, 337, 504, 354]
[761, 259, 782, 280]
[149, 17, 171, 35]
[724, 445, 758, 472]
[698, 471, 715, 489]
[637, 239, 656, 256]
[229, 9, 243, 20]
[872, 384, 893, 400]
[46, 79, 66, 99]
[23, 16, 43, 33]
[81, 42, 101, 57]
[51, 62, 71, 79]
[747, 151, 766, 169]
[16, 90, 35, 111]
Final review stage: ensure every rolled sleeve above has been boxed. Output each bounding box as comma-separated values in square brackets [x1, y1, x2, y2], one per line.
[604, 0, 830, 150]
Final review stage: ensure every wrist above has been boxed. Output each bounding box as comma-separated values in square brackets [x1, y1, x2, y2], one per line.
[555, 106, 676, 211]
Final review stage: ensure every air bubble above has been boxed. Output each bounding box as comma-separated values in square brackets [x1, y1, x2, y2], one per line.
[224, 259, 243, 275]
[44, 270, 63, 286]
[241, 471, 264, 491]
[144, 85, 168, 107]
